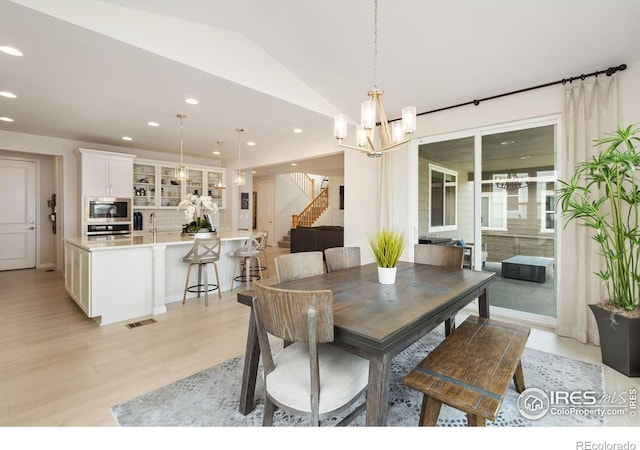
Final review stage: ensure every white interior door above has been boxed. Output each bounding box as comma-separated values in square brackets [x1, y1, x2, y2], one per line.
[256, 181, 275, 245]
[0, 159, 37, 270]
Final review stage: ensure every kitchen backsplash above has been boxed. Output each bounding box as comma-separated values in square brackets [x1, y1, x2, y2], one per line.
[134, 207, 232, 232]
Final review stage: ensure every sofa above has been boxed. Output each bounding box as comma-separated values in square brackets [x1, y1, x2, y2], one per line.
[290, 226, 344, 255]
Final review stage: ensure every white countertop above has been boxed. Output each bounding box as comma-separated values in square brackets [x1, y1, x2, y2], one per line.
[64, 230, 251, 251]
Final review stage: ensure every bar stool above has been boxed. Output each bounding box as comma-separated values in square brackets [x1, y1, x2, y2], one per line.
[182, 235, 222, 306]
[250, 230, 269, 276]
[231, 233, 265, 289]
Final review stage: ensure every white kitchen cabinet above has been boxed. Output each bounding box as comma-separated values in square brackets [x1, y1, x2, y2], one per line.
[133, 161, 157, 208]
[206, 169, 226, 209]
[64, 241, 90, 315]
[186, 168, 204, 197]
[133, 159, 226, 209]
[160, 164, 182, 207]
[80, 148, 135, 198]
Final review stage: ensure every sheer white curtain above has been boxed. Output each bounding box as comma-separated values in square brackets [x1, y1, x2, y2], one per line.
[557, 76, 618, 344]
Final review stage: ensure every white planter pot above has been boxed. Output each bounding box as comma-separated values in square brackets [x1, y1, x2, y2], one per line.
[377, 266, 397, 284]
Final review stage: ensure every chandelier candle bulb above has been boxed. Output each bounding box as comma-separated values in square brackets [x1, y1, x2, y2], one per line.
[361, 99, 376, 129]
[402, 106, 417, 134]
[334, 114, 348, 139]
[391, 121, 404, 144]
[356, 125, 369, 148]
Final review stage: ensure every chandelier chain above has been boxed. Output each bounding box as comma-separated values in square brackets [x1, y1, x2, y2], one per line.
[373, 0, 378, 90]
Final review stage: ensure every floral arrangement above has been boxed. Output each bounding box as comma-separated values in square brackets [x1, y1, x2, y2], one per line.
[178, 193, 218, 233]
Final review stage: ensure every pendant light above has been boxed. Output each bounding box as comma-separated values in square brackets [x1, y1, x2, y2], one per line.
[234, 127, 246, 186]
[175, 113, 188, 181]
[213, 140, 226, 190]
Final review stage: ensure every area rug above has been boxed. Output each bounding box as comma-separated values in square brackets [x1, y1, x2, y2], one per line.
[111, 328, 605, 427]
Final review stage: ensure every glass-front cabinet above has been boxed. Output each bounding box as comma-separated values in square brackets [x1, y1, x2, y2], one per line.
[133, 162, 156, 207]
[160, 164, 181, 207]
[206, 170, 225, 209]
[186, 169, 204, 197]
[132, 159, 226, 209]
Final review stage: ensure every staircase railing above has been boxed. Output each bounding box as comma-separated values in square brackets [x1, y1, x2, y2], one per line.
[290, 172, 316, 198]
[292, 186, 329, 228]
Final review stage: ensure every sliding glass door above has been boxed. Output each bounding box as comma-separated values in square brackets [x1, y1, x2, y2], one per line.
[417, 120, 558, 320]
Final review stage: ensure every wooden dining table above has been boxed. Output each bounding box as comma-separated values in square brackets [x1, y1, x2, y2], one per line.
[236, 261, 495, 426]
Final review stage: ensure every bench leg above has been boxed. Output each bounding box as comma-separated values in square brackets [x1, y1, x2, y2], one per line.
[419, 395, 442, 426]
[513, 360, 526, 393]
[444, 317, 456, 336]
[466, 414, 486, 426]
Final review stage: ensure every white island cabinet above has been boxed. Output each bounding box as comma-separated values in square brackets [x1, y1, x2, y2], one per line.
[63, 230, 250, 326]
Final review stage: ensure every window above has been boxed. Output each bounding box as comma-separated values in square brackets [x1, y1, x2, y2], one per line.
[541, 190, 555, 232]
[429, 164, 457, 231]
[481, 192, 507, 230]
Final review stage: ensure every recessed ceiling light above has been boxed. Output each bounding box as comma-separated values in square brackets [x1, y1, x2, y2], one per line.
[293, 128, 303, 134]
[0, 116, 14, 122]
[122, 136, 133, 141]
[520, 156, 532, 160]
[247, 141, 255, 146]
[252, 170, 256, 174]
[212, 151, 220, 155]
[147, 121, 159, 127]
[0, 46, 23, 56]
[290, 163, 297, 166]
[500, 140, 515, 145]
[185, 98, 199, 105]
[0, 91, 17, 98]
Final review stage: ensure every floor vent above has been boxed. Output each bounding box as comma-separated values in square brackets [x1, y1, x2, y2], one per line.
[125, 318, 157, 329]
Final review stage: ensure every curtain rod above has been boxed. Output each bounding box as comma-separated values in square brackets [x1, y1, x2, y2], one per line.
[414, 63, 627, 117]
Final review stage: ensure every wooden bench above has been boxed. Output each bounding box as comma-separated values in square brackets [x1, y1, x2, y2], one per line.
[403, 315, 530, 426]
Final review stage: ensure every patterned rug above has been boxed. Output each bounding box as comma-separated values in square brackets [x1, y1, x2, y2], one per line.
[111, 328, 605, 427]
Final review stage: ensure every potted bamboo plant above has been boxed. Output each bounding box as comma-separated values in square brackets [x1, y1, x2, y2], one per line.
[558, 123, 640, 377]
[368, 228, 405, 284]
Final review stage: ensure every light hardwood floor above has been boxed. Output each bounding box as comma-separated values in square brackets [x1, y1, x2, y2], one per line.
[1, 246, 638, 426]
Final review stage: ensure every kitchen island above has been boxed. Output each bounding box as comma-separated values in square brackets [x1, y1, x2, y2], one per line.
[64, 230, 250, 325]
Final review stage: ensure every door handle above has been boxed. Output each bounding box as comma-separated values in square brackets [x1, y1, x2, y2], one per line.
[28, 227, 35, 230]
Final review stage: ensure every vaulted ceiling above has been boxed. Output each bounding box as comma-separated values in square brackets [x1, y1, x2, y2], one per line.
[1, 0, 640, 175]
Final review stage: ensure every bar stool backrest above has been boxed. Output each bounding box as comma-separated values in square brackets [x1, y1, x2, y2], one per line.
[183, 237, 221, 264]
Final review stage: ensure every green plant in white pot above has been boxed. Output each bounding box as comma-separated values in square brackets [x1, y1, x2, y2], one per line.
[368, 228, 405, 284]
[558, 123, 640, 376]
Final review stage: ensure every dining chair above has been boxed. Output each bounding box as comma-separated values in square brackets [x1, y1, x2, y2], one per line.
[324, 247, 361, 272]
[252, 282, 369, 426]
[274, 251, 324, 283]
[414, 243, 464, 335]
[181, 235, 222, 306]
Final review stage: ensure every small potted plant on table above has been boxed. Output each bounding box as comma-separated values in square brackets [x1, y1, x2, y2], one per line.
[368, 228, 405, 284]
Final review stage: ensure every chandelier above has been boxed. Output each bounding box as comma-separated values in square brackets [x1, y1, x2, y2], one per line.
[213, 140, 226, 190]
[175, 113, 188, 181]
[333, 0, 416, 158]
[234, 128, 246, 186]
[495, 173, 528, 190]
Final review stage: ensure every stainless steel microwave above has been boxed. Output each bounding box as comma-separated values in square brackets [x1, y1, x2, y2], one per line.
[84, 197, 132, 223]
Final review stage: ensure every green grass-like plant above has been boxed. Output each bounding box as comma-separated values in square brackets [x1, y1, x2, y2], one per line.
[558, 123, 640, 311]
[368, 228, 406, 268]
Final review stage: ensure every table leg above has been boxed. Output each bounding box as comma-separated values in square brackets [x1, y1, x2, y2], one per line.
[365, 352, 392, 426]
[239, 306, 261, 415]
[478, 287, 490, 318]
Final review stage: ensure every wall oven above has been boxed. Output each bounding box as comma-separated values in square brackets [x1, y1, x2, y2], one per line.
[84, 197, 132, 235]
